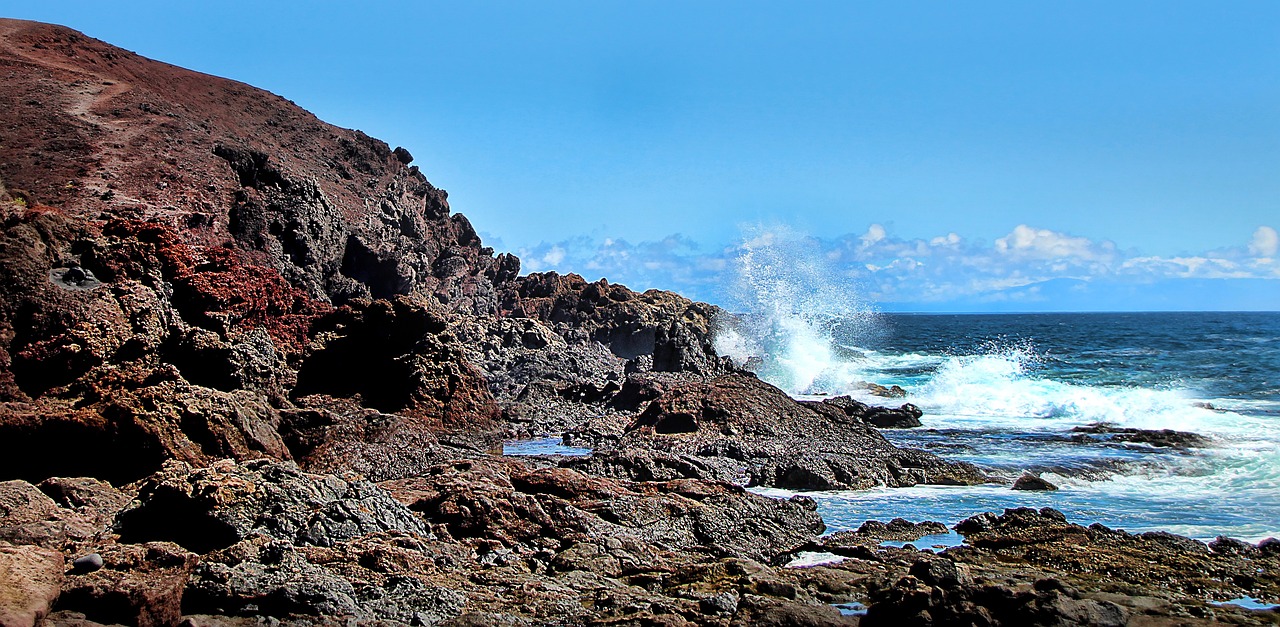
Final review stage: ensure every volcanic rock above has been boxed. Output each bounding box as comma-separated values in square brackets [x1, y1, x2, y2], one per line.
[821, 519, 951, 553]
[1011, 473, 1058, 491]
[1071, 423, 1212, 449]
[802, 396, 926, 429]
[113, 459, 430, 554]
[57, 542, 197, 627]
[0, 480, 103, 550]
[572, 374, 985, 490]
[381, 457, 823, 565]
[0, 542, 64, 627]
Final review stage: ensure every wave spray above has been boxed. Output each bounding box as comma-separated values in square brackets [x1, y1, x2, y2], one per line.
[714, 225, 880, 395]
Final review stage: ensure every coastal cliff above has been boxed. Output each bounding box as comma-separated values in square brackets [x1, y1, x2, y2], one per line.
[1, 19, 1276, 626]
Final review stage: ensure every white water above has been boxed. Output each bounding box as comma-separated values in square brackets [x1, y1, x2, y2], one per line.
[718, 228, 1280, 541]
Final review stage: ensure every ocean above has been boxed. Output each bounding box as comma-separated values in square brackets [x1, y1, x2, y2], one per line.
[732, 311, 1280, 543]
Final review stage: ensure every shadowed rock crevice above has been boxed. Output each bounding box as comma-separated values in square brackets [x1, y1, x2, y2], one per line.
[114, 489, 241, 554]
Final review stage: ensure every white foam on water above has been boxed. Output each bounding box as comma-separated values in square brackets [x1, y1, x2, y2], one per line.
[719, 227, 1280, 540]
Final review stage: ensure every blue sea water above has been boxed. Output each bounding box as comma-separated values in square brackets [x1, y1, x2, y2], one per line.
[735, 311, 1280, 542]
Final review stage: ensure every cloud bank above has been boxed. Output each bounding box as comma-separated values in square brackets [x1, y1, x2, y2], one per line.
[503, 224, 1280, 311]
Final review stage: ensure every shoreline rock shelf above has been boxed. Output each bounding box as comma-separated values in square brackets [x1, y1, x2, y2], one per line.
[0, 17, 1273, 626]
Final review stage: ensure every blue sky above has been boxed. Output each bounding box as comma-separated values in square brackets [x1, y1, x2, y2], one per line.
[5, 2, 1277, 310]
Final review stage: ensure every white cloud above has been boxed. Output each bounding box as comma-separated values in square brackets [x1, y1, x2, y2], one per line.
[994, 225, 1112, 261]
[507, 222, 1280, 306]
[542, 245, 565, 265]
[861, 223, 886, 246]
[1249, 226, 1278, 258]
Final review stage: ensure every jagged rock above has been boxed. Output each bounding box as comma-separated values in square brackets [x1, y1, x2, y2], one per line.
[947, 508, 1280, 602]
[802, 396, 923, 428]
[572, 374, 985, 490]
[36, 477, 131, 514]
[0, 480, 101, 550]
[0, 542, 64, 627]
[114, 459, 431, 554]
[277, 403, 464, 482]
[381, 457, 823, 565]
[1070, 423, 1212, 449]
[184, 536, 368, 619]
[863, 566, 1129, 627]
[57, 542, 197, 627]
[294, 296, 502, 446]
[502, 273, 729, 376]
[821, 519, 951, 553]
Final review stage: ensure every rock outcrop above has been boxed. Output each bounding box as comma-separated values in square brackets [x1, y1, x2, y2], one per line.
[568, 373, 986, 490]
[2, 18, 1275, 627]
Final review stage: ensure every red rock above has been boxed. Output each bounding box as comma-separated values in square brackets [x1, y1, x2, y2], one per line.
[0, 542, 64, 627]
[56, 542, 197, 627]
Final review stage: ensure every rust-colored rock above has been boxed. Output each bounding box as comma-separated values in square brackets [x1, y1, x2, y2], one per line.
[0, 542, 64, 627]
[56, 542, 197, 627]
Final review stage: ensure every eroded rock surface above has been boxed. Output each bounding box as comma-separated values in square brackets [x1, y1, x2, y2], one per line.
[569, 374, 986, 490]
[0, 17, 1273, 627]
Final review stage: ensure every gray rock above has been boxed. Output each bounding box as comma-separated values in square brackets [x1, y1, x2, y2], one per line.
[71, 553, 103, 573]
[115, 459, 431, 553]
[699, 590, 740, 615]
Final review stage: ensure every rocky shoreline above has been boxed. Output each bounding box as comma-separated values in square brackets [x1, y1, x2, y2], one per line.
[0, 18, 1277, 626]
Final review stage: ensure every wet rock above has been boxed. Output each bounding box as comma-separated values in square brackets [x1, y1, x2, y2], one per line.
[863, 571, 1129, 627]
[863, 404, 924, 429]
[948, 508, 1280, 603]
[865, 383, 907, 398]
[0, 542, 64, 627]
[114, 459, 430, 554]
[1011, 473, 1058, 491]
[1071, 423, 1212, 449]
[822, 519, 951, 552]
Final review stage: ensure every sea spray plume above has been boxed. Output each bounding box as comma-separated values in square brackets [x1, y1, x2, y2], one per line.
[714, 225, 880, 395]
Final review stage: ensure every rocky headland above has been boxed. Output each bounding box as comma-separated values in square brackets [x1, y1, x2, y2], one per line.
[1, 18, 1276, 626]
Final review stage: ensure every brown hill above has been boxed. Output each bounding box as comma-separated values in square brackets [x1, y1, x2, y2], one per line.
[0, 17, 511, 311]
[0, 18, 724, 484]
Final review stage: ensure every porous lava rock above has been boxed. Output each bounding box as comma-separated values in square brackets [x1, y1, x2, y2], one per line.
[0, 541, 64, 627]
[113, 459, 431, 554]
[380, 457, 824, 565]
[56, 541, 197, 627]
[947, 507, 1280, 603]
[570, 373, 986, 490]
[294, 295, 502, 445]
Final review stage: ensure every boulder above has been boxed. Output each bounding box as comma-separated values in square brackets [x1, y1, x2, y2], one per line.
[114, 459, 430, 554]
[0, 542, 63, 627]
[1070, 424, 1212, 449]
[56, 542, 197, 627]
[1011, 474, 1058, 491]
[0, 480, 100, 550]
